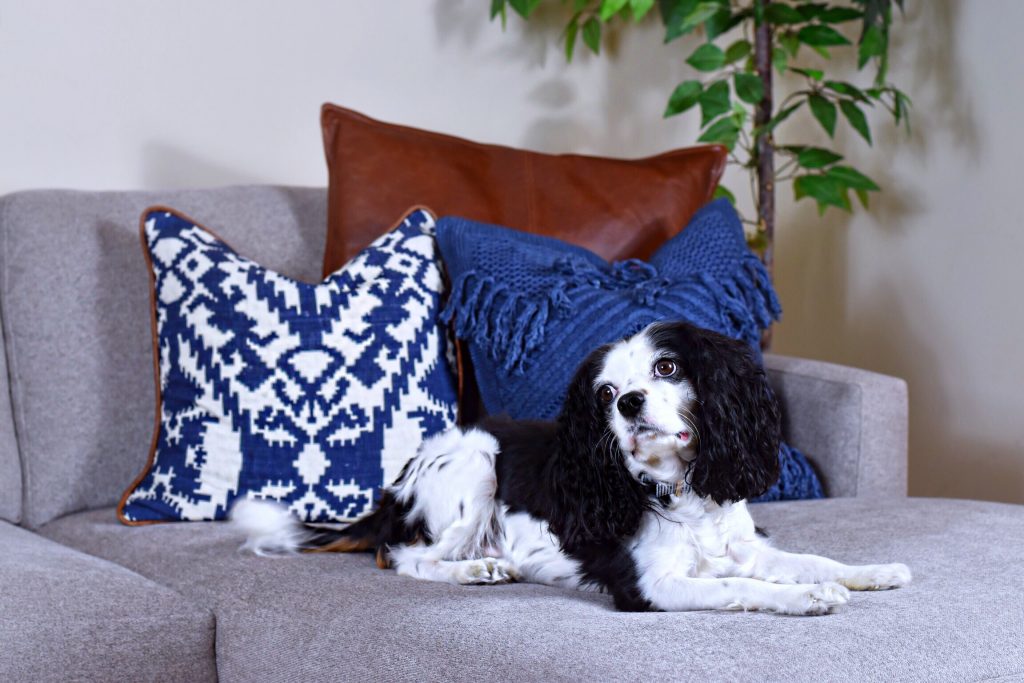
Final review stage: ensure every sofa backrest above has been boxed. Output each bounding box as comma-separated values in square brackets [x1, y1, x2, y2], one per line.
[0, 314, 22, 523]
[0, 186, 328, 528]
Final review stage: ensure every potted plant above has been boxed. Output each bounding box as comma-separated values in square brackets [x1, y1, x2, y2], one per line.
[489, 0, 910, 279]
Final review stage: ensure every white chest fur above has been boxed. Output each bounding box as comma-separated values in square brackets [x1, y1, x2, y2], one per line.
[628, 495, 761, 580]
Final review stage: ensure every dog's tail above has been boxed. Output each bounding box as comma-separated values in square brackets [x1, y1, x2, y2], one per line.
[229, 495, 412, 568]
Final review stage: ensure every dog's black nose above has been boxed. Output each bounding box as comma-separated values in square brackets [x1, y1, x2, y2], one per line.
[617, 391, 645, 418]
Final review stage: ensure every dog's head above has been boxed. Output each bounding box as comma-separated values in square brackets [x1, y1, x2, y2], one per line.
[550, 321, 781, 550]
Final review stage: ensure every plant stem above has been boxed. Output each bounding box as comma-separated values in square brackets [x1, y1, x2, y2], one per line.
[753, 0, 774, 282]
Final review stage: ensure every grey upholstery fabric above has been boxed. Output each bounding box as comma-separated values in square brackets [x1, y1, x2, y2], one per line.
[0, 310, 21, 522]
[0, 521, 215, 682]
[41, 498, 1024, 682]
[764, 353, 909, 498]
[0, 187, 327, 527]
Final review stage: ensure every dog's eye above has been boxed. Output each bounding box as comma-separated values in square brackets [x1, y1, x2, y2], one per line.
[597, 385, 616, 404]
[654, 359, 677, 377]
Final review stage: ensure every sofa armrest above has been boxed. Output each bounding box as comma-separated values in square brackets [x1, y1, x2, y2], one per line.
[763, 354, 908, 498]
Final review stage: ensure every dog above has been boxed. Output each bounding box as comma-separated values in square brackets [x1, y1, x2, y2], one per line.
[233, 321, 910, 614]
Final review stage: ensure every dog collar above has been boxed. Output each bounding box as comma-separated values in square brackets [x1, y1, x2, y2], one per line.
[637, 472, 690, 506]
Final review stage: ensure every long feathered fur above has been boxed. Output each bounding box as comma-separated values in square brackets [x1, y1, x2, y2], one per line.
[646, 322, 781, 504]
[545, 345, 652, 554]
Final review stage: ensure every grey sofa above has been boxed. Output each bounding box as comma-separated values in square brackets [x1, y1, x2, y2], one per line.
[1, 186, 1022, 682]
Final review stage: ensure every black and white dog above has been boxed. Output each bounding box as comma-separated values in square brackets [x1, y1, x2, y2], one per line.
[234, 321, 910, 614]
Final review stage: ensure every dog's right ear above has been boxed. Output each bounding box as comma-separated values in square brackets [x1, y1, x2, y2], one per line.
[548, 346, 648, 553]
[652, 322, 781, 504]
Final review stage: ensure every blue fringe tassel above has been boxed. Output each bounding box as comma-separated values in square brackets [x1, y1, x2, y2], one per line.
[441, 272, 557, 374]
[443, 249, 782, 376]
[752, 444, 825, 502]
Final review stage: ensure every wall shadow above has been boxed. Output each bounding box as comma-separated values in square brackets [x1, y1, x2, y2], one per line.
[141, 142, 265, 190]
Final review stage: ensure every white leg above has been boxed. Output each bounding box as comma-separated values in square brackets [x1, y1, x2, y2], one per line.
[643, 574, 849, 615]
[748, 544, 912, 591]
[390, 543, 519, 585]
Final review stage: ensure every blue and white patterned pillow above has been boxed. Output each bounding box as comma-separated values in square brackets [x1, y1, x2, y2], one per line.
[119, 206, 458, 524]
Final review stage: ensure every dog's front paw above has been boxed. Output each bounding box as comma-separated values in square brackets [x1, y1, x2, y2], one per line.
[456, 557, 519, 585]
[840, 563, 912, 591]
[779, 582, 850, 616]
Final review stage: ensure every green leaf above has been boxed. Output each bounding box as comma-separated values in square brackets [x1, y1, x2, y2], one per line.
[703, 6, 738, 40]
[761, 101, 802, 135]
[725, 39, 751, 64]
[855, 188, 870, 208]
[599, 0, 630, 21]
[798, 24, 851, 47]
[808, 94, 837, 136]
[686, 43, 726, 71]
[794, 174, 850, 213]
[839, 100, 872, 144]
[858, 24, 885, 69]
[630, 0, 656, 21]
[818, 7, 862, 23]
[582, 17, 602, 53]
[662, 0, 698, 42]
[698, 80, 731, 124]
[792, 67, 823, 81]
[564, 17, 580, 62]
[713, 185, 736, 204]
[686, 2, 726, 27]
[663, 0, 725, 42]
[796, 147, 843, 169]
[734, 73, 764, 104]
[824, 80, 869, 102]
[809, 44, 832, 59]
[765, 3, 804, 24]
[795, 2, 827, 20]
[894, 90, 913, 133]
[827, 165, 880, 190]
[773, 46, 788, 73]
[664, 80, 703, 117]
[490, 0, 508, 27]
[730, 101, 749, 126]
[508, 0, 542, 19]
[698, 117, 741, 149]
[779, 32, 800, 58]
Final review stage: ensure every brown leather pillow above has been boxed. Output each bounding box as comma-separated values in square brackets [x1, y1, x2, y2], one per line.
[320, 103, 727, 276]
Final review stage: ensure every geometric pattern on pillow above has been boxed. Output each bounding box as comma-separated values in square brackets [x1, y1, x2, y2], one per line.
[118, 206, 458, 524]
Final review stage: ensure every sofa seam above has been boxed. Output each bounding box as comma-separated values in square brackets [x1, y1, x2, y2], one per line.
[0, 196, 29, 526]
[854, 381, 864, 497]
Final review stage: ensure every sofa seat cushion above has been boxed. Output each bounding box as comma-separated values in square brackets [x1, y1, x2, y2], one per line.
[0, 522, 215, 682]
[40, 498, 1024, 682]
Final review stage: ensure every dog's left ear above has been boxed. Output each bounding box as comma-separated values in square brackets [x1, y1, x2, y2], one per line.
[548, 346, 649, 553]
[661, 323, 781, 504]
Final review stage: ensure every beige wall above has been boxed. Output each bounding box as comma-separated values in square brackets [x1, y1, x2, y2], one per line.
[1, 1, 1021, 502]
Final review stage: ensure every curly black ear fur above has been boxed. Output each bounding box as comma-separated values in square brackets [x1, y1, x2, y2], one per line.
[547, 345, 650, 553]
[649, 322, 781, 504]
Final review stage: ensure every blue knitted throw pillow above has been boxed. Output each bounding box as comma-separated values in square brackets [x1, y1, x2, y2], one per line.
[119, 206, 459, 524]
[437, 199, 822, 502]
